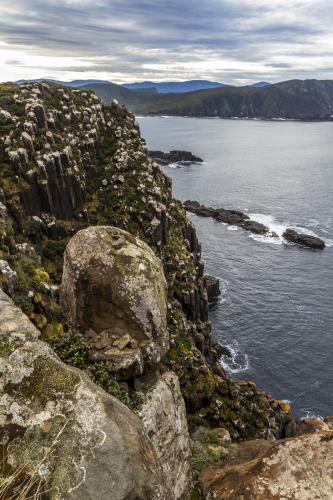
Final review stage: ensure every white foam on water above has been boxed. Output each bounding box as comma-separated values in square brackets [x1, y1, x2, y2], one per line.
[227, 225, 239, 231]
[168, 162, 181, 169]
[248, 212, 331, 247]
[220, 343, 250, 374]
[218, 278, 229, 305]
[300, 410, 324, 420]
[249, 213, 287, 245]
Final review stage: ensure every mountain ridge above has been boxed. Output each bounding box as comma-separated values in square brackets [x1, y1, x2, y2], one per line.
[81, 78, 333, 120]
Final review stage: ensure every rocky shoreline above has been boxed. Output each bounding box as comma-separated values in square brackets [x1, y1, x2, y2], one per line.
[149, 149, 203, 165]
[0, 82, 331, 499]
[184, 199, 326, 249]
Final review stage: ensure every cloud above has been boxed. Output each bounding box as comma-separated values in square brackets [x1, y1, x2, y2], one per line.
[0, 0, 333, 84]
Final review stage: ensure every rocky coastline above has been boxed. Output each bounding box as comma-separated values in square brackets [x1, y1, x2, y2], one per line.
[184, 199, 326, 249]
[0, 82, 331, 499]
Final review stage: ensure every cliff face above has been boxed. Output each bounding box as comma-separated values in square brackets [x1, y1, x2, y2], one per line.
[0, 83, 294, 497]
[85, 79, 333, 120]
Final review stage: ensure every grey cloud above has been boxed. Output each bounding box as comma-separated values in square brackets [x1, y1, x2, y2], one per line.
[0, 0, 333, 83]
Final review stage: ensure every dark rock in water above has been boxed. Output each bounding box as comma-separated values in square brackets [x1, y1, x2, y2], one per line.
[149, 150, 203, 165]
[213, 208, 249, 225]
[203, 275, 221, 303]
[219, 345, 233, 358]
[242, 219, 269, 235]
[184, 200, 269, 235]
[184, 200, 215, 217]
[283, 229, 325, 249]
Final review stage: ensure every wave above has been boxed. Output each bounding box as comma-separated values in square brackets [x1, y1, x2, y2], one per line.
[168, 162, 182, 169]
[167, 161, 203, 169]
[220, 342, 250, 374]
[248, 212, 331, 247]
[300, 410, 324, 420]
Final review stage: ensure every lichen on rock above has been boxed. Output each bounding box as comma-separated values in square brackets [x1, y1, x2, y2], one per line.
[137, 370, 192, 499]
[61, 225, 169, 377]
[0, 289, 169, 499]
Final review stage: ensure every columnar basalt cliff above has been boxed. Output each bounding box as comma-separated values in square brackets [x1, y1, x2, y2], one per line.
[0, 82, 304, 498]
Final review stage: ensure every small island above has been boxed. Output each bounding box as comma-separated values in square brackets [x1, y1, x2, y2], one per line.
[149, 149, 203, 165]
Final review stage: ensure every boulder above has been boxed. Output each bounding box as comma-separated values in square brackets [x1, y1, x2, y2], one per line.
[203, 275, 221, 304]
[199, 431, 333, 499]
[214, 208, 249, 225]
[138, 371, 192, 499]
[0, 289, 169, 499]
[283, 229, 325, 249]
[61, 226, 169, 377]
[242, 219, 269, 235]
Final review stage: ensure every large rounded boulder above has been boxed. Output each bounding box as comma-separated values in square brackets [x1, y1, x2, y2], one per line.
[61, 226, 169, 377]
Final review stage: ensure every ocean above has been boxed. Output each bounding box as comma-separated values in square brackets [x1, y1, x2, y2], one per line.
[139, 116, 333, 418]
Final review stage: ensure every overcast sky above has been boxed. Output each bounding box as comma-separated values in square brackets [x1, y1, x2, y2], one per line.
[1, 0, 333, 84]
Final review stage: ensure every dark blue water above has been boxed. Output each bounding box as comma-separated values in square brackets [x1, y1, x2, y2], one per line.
[139, 116, 333, 418]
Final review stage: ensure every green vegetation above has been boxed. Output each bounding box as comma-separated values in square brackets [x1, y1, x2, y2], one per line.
[84, 79, 333, 120]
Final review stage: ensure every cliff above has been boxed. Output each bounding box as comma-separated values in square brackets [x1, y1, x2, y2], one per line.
[84, 79, 333, 120]
[0, 82, 318, 498]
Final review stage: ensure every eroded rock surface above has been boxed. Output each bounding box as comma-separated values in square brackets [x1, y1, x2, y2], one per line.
[137, 371, 192, 499]
[0, 289, 169, 499]
[61, 226, 169, 377]
[283, 228, 325, 249]
[199, 431, 333, 499]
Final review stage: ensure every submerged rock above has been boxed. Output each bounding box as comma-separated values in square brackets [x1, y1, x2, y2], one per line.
[61, 226, 169, 378]
[0, 290, 169, 499]
[150, 150, 203, 165]
[199, 430, 333, 499]
[283, 228, 325, 249]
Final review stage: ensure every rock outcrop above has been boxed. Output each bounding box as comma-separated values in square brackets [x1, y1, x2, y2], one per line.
[0, 289, 169, 499]
[283, 228, 325, 249]
[149, 150, 203, 165]
[60, 226, 193, 499]
[137, 371, 192, 499]
[199, 430, 333, 499]
[184, 200, 270, 235]
[203, 275, 221, 304]
[61, 226, 168, 378]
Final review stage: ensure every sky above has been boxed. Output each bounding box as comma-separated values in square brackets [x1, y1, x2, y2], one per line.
[1, 0, 333, 85]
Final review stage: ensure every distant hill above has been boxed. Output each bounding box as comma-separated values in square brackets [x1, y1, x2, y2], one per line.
[16, 78, 270, 93]
[84, 79, 333, 120]
[123, 80, 230, 93]
[80, 82, 156, 106]
[251, 82, 271, 87]
[16, 78, 111, 87]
